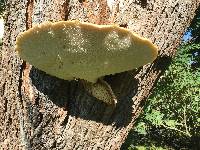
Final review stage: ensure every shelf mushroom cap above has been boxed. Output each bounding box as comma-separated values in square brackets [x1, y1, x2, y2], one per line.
[16, 20, 158, 83]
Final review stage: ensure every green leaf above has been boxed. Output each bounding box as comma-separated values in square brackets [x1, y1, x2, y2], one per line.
[145, 110, 164, 126]
[164, 120, 176, 128]
[134, 122, 147, 135]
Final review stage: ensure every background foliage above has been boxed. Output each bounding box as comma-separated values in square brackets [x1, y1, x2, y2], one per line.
[0, 0, 4, 16]
[189, 6, 200, 44]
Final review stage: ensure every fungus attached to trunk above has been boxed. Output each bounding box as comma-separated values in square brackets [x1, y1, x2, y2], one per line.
[16, 20, 158, 82]
[15, 20, 158, 105]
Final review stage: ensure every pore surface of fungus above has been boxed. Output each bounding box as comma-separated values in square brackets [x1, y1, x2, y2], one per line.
[16, 20, 158, 83]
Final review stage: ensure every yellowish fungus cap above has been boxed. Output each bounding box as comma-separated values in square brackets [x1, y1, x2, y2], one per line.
[16, 20, 158, 83]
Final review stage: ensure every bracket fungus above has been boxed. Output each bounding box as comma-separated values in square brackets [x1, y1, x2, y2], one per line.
[16, 20, 158, 105]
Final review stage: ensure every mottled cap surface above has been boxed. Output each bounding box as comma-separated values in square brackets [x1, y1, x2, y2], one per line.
[16, 20, 158, 82]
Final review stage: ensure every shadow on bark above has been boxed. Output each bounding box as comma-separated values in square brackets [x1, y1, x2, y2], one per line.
[133, 0, 148, 8]
[29, 67, 139, 128]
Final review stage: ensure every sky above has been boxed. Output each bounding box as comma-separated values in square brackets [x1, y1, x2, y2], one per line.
[182, 31, 192, 42]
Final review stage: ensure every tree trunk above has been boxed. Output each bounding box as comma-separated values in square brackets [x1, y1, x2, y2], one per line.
[0, 0, 199, 149]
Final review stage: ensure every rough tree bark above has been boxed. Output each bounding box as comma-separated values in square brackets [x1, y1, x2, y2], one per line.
[0, 0, 199, 149]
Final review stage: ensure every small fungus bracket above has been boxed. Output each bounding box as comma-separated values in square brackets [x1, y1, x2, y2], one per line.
[81, 78, 117, 106]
